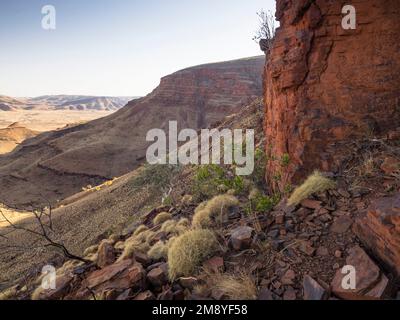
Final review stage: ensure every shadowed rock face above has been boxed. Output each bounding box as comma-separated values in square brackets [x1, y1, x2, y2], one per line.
[0, 56, 264, 206]
[354, 193, 400, 277]
[264, 0, 400, 190]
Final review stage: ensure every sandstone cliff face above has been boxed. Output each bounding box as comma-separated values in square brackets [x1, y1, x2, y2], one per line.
[264, 0, 400, 190]
[0, 56, 264, 206]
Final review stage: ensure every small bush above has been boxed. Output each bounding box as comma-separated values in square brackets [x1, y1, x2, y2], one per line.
[131, 164, 181, 191]
[288, 171, 336, 206]
[250, 148, 267, 188]
[254, 194, 280, 212]
[192, 165, 227, 201]
[281, 153, 290, 167]
[162, 196, 173, 206]
[192, 194, 239, 228]
[153, 212, 172, 226]
[211, 272, 257, 300]
[168, 229, 218, 280]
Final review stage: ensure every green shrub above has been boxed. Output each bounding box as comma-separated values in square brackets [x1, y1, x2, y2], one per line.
[281, 153, 290, 167]
[249, 148, 267, 188]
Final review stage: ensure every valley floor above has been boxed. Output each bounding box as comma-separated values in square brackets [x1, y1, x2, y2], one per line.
[0, 110, 114, 132]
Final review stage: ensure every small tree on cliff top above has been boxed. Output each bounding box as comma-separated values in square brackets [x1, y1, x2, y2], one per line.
[253, 9, 276, 53]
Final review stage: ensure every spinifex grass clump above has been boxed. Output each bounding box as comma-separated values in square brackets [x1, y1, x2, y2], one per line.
[211, 272, 257, 300]
[168, 229, 218, 280]
[192, 194, 239, 228]
[288, 171, 336, 206]
[147, 241, 168, 260]
[153, 212, 172, 225]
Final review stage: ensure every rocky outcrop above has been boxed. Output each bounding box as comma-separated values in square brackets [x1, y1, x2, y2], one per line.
[264, 0, 400, 190]
[0, 56, 264, 206]
[354, 193, 400, 276]
[331, 246, 389, 300]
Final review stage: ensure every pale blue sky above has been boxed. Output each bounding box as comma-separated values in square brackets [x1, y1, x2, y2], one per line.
[0, 0, 275, 97]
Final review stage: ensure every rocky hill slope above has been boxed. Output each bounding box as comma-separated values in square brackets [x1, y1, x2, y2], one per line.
[0, 98, 265, 289]
[0, 56, 264, 207]
[1, 98, 399, 301]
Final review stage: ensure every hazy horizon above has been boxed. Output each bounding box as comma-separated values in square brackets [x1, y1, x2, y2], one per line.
[0, 0, 275, 97]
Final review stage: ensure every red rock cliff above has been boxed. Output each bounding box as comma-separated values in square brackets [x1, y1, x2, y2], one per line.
[264, 0, 400, 190]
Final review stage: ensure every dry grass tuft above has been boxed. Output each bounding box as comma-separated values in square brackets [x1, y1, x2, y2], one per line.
[135, 229, 155, 243]
[31, 286, 44, 301]
[147, 241, 168, 260]
[167, 236, 177, 248]
[133, 225, 149, 236]
[175, 218, 190, 234]
[114, 241, 126, 250]
[153, 212, 172, 226]
[118, 236, 150, 261]
[0, 286, 17, 300]
[168, 229, 218, 280]
[181, 195, 193, 206]
[83, 244, 98, 257]
[210, 272, 257, 300]
[193, 284, 210, 297]
[161, 219, 177, 234]
[192, 194, 239, 228]
[144, 230, 157, 244]
[288, 171, 336, 206]
[248, 187, 261, 200]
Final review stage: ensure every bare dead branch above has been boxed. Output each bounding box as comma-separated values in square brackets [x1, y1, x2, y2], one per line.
[0, 205, 89, 264]
[253, 9, 277, 53]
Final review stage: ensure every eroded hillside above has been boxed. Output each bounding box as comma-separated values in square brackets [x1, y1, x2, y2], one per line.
[0, 56, 264, 207]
